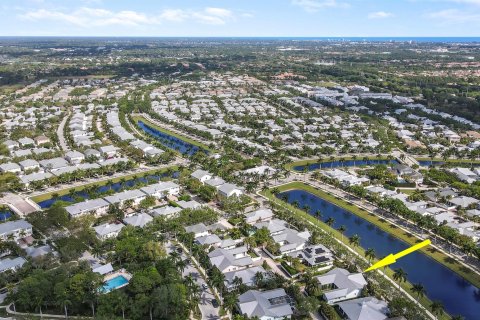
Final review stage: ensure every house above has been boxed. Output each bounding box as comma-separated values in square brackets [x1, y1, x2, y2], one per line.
[18, 137, 35, 147]
[65, 150, 85, 164]
[224, 266, 266, 291]
[185, 223, 210, 238]
[123, 213, 153, 228]
[177, 200, 202, 210]
[218, 183, 244, 198]
[140, 181, 180, 198]
[84, 148, 102, 159]
[204, 177, 226, 188]
[291, 244, 334, 268]
[255, 219, 310, 256]
[3, 140, 19, 150]
[65, 198, 110, 218]
[316, 268, 367, 304]
[94, 223, 125, 240]
[104, 189, 147, 207]
[18, 159, 40, 171]
[195, 234, 222, 247]
[0, 162, 21, 174]
[191, 169, 213, 184]
[0, 220, 33, 241]
[0, 257, 27, 273]
[34, 135, 50, 146]
[337, 297, 389, 320]
[245, 208, 274, 224]
[92, 263, 114, 275]
[25, 245, 57, 259]
[449, 196, 480, 209]
[39, 157, 69, 171]
[237, 288, 293, 320]
[208, 247, 253, 273]
[99, 145, 118, 158]
[149, 206, 182, 219]
[450, 168, 479, 184]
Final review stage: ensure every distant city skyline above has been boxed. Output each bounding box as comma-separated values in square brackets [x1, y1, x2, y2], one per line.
[1, 0, 480, 37]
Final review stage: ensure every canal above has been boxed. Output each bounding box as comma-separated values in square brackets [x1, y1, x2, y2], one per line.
[137, 120, 207, 156]
[278, 189, 480, 319]
[293, 159, 399, 171]
[37, 172, 178, 209]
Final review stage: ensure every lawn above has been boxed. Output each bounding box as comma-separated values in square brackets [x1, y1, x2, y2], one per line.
[30, 166, 178, 203]
[131, 115, 216, 153]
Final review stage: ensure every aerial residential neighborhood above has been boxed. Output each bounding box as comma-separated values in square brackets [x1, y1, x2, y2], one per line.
[1, 1, 480, 320]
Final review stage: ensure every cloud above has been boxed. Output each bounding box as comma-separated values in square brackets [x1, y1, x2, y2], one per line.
[19, 6, 237, 27]
[427, 8, 480, 23]
[368, 11, 394, 19]
[292, 0, 349, 13]
[20, 7, 157, 27]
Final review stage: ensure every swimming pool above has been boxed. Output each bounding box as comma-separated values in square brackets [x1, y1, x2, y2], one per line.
[102, 275, 129, 293]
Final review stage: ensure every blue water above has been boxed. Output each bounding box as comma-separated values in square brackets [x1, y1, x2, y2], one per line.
[294, 159, 399, 172]
[0, 211, 12, 221]
[419, 160, 480, 167]
[137, 120, 207, 156]
[102, 275, 129, 293]
[278, 189, 480, 320]
[37, 172, 177, 209]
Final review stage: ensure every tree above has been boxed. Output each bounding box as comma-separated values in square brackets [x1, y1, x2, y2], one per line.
[430, 300, 444, 319]
[338, 225, 346, 241]
[325, 217, 335, 227]
[365, 248, 376, 262]
[411, 283, 426, 304]
[349, 234, 360, 248]
[393, 268, 407, 290]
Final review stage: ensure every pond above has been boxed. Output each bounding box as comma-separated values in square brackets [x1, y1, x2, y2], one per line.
[278, 189, 480, 320]
[37, 172, 178, 209]
[137, 120, 208, 156]
[293, 159, 399, 172]
[0, 210, 13, 221]
[418, 160, 480, 167]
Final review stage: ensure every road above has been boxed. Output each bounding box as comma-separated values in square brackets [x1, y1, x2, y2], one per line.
[57, 112, 70, 152]
[166, 242, 220, 320]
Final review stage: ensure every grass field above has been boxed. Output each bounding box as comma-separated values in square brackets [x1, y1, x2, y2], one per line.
[30, 166, 177, 203]
[131, 115, 216, 153]
[262, 183, 456, 319]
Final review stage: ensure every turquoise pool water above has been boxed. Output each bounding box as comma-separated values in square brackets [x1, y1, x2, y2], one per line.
[102, 275, 129, 293]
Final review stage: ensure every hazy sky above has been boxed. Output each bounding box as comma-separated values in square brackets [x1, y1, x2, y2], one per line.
[1, 0, 479, 37]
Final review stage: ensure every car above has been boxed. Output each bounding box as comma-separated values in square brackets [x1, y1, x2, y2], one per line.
[211, 299, 219, 308]
[202, 283, 208, 290]
[176, 247, 183, 253]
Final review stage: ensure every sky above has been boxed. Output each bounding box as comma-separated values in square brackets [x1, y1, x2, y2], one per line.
[0, 0, 479, 37]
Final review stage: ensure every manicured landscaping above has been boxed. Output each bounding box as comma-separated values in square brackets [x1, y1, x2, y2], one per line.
[131, 115, 216, 153]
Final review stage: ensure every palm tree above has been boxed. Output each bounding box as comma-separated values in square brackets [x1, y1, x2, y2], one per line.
[325, 217, 335, 227]
[430, 300, 444, 319]
[365, 248, 375, 262]
[349, 234, 360, 248]
[393, 268, 407, 290]
[314, 210, 322, 220]
[338, 225, 346, 241]
[411, 283, 426, 304]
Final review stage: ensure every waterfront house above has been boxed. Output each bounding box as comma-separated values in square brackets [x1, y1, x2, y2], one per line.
[65, 198, 110, 218]
[316, 268, 367, 304]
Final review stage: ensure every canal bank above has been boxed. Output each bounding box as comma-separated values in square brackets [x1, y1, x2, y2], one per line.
[30, 166, 178, 207]
[264, 182, 480, 320]
[131, 115, 215, 154]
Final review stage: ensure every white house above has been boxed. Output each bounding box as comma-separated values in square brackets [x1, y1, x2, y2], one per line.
[191, 169, 213, 184]
[316, 268, 367, 304]
[94, 223, 125, 240]
[0, 220, 33, 241]
[237, 289, 293, 320]
[65, 198, 110, 218]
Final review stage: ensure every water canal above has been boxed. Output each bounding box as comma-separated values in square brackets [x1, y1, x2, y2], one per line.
[137, 120, 207, 156]
[37, 172, 178, 209]
[293, 159, 399, 171]
[278, 189, 480, 319]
